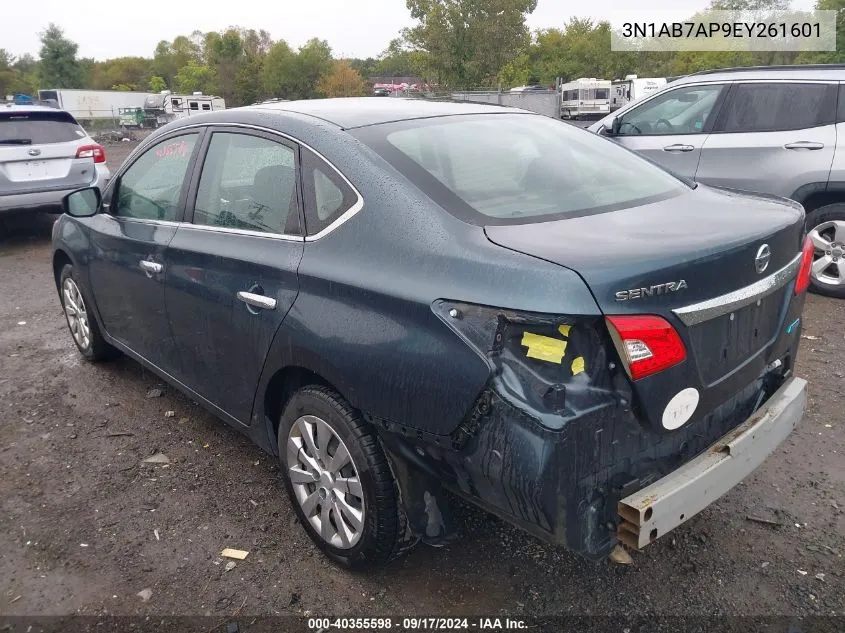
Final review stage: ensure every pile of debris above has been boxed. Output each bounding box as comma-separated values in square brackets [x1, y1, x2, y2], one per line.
[92, 129, 137, 144]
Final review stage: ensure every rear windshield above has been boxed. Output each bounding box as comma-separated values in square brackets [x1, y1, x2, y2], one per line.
[352, 113, 687, 225]
[0, 111, 86, 145]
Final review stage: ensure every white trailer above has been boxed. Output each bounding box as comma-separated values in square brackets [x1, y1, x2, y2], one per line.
[560, 78, 611, 120]
[37, 89, 149, 122]
[610, 75, 668, 111]
[143, 91, 225, 126]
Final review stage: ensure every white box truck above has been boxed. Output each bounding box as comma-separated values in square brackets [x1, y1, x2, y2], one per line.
[37, 89, 150, 123]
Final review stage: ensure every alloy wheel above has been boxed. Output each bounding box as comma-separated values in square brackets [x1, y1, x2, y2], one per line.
[286, 414, 365, 549]
[808, 220, 845, 287]
[62, 277, 91, 350]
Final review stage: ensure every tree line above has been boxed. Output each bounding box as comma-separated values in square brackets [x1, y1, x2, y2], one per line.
[1, 0, 843, 107]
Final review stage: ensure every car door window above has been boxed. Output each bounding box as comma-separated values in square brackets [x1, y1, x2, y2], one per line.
[301, 148, 359, 236]
[716, 82, 836, 133]
[193, 132, 299, 235]
[618, 84, 725, 136]
[114, 133, 198, 221]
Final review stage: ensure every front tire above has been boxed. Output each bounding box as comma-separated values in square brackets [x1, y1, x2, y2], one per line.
[59, 264, 120, 361]
[277, 386, 412, 569]
[805, 204, 845, 299]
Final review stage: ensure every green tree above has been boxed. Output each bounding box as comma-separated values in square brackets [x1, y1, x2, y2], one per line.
[404, 0, 537, 88]
[294, 38, 333, 98]
[262, 40, 297, 97]
[149, 75, 167, 92]
[88, 57, 152, 91]
[151, 35, 201, 88]
[174, 62, 214, 93]
[38, 23, 83, 88]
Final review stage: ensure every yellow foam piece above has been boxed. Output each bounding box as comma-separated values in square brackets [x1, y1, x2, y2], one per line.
[571, 356, 585, 376]
[558, 325, 571, 337]
[521, 332, 567, 364]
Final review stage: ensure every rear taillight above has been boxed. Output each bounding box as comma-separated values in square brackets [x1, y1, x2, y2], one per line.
[795, 235, 814, 295]
[75, 144, 106, 164]
[605, 315, 686, 381]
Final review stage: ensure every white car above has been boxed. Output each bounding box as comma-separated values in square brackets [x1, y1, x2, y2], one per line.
[0, 104, 110, 214]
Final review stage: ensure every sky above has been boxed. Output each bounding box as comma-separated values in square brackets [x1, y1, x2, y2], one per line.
[1, 0, 819, 61]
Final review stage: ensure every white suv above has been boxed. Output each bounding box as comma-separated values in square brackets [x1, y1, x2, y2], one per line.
[0, 104, 110, 215]
[589, 64, 845, 299]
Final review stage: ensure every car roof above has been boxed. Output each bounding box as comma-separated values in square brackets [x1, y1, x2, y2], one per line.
[1, 103, 70, 115]
[673, 63, 845, 84]
[248, 97, 533, 129]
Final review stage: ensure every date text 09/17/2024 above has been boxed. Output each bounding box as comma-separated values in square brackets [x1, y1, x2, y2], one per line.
[307, 617, 527, 630]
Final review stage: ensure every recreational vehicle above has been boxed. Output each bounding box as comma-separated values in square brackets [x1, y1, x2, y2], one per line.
[143, 91, 225, 127]
[560, 78, 611, 119]
[610, 75, 667, 111]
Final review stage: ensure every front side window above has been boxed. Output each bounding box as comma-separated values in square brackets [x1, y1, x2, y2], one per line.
[353, 113, 687, 224]
[193, 132, 298, 235]
[717, 82, 836, 133]
[619, 84, 725, 136]
[114, 133, 198, 221]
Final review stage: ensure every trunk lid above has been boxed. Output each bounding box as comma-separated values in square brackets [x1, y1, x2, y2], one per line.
[0, 109, 96, 196]
[485, 185, 806, 429]
[485, 185, 803, 314]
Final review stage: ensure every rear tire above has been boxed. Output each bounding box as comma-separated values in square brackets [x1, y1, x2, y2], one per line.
[804, 204, 845, 299]
[59, 264, 120, 361]
[277, 386, 413, 569]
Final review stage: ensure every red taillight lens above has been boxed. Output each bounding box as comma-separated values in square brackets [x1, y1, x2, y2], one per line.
[605, 315, 687, 381]
[795, 235, 814, 295]
[75, 144, 106, 164]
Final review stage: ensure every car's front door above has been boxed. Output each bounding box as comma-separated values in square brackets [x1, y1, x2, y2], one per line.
[86, 131, 202, 374]
[609, 83, 729, 180]
[164, 128, 304, 424]
[696, 81, 838, 199]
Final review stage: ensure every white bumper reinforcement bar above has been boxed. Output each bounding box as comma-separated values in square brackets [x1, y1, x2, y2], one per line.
[617, 377, 807, 549]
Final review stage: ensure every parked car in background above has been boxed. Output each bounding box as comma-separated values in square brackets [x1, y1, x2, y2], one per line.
[589, 64, 845, 298]
[52, 99, 809, 569]
[1, 104, 109, 214]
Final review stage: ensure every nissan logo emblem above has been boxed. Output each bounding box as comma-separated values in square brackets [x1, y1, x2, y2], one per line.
[28, 148, 41, 157]
[755, 244, 771, 274]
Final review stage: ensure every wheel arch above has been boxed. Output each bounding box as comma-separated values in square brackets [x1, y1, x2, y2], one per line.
[792, 182, 845, 215]
[52, 249, 74, 291]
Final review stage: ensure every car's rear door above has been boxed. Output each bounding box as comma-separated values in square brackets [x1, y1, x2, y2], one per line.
[696, 81, 838, 199]
[0, 109, 96, 196]
[86, 130, 203, 375]
[164, 127, 304, 424]
[609, 82, 729, 179]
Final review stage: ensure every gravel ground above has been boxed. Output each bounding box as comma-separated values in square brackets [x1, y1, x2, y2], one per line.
[0, 138, 843, 624]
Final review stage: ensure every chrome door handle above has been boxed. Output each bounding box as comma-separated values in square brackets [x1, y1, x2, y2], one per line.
[236, 291, 276, 311]
[139, 260, 163, 275]
[663, 144, 695, 152]
[784, 141, 824, 150]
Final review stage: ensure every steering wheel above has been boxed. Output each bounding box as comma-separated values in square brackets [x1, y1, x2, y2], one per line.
[654, 118, 674, 133]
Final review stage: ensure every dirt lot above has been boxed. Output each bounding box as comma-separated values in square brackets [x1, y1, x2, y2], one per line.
[0, 139, 843, 624]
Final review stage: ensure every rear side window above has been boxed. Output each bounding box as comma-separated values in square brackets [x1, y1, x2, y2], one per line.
[0, 111, 86, 144]
[301, 148, 359, 236]
[193, 132, 299, 235]
[717, 83, 836, 133]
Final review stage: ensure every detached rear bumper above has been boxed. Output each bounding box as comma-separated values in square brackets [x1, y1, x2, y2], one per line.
[617, 376, 806, 549]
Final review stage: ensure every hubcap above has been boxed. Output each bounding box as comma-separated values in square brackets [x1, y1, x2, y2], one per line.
[286, 415, 365, 549]
[808, 220, 845, 287]
[62, 278, 91, 350]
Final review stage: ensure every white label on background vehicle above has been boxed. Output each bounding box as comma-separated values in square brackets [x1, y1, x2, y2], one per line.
[662, 388, 700, 430]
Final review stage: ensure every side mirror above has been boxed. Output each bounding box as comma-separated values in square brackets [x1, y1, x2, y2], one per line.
[63, 187, 101, 218]
[610, 116, 622, 136]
